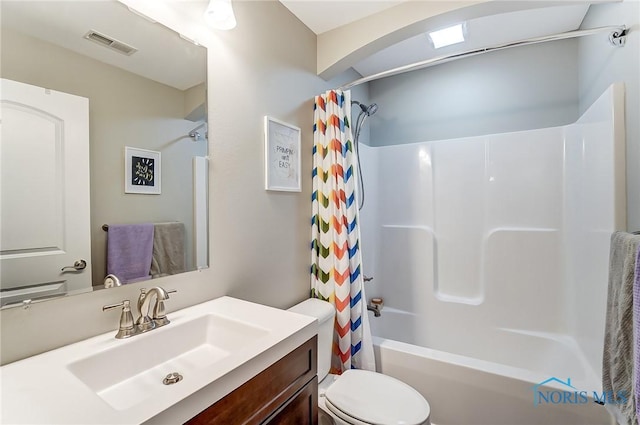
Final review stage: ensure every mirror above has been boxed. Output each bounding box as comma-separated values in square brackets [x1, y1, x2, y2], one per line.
[0, 1, 208, 307]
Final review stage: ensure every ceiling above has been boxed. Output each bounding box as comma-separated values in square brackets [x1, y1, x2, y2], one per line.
[2, 1, 594, 87]
[279, 0, 409, 34]
[279, 1, 591, 79]
[0, 0, 207, 91]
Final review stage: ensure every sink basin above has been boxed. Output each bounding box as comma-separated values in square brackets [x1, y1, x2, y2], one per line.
[1, 296, 317, 425]
[67, 313, 269, 410]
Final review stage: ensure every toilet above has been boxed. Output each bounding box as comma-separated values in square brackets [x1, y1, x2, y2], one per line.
[289, 298, 431, 425]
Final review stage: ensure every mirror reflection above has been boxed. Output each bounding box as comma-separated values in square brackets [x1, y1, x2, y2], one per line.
[0, 0, 208, 307]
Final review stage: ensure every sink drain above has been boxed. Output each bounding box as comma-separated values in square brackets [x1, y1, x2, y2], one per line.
[163, 372, 183, 385]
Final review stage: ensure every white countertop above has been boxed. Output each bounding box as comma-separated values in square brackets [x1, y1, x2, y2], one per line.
[0, 296, 317, 424]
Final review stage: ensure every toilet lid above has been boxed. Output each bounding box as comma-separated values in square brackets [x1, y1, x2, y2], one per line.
[324, 370, 430, 425]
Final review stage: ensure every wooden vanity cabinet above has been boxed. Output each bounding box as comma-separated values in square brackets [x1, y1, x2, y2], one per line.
[185, 336, 318, 425]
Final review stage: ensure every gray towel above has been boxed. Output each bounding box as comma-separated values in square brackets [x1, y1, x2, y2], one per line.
[635, 244, 640, 425]
[150, 222, 186, 278]
[603, 231, 640, 424]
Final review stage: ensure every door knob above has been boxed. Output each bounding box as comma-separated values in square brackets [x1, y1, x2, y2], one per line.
[61, 259, 87, 271]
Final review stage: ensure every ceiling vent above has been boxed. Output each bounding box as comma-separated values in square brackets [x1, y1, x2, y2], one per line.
[83, 30, 137, 56]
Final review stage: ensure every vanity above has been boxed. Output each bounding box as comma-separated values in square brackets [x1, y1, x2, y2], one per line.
[185, 336, 318, 424]
[0, 297, 318, 424]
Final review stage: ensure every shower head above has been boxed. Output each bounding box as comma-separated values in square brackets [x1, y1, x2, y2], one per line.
[352, 100, 378, 116]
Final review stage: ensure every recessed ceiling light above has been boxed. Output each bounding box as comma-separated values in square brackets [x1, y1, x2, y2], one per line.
[428, 24, 466, 49]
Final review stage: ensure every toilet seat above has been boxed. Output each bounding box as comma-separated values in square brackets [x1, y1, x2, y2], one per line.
[324, 398, 373, 425]
[324, 370, 430, 425]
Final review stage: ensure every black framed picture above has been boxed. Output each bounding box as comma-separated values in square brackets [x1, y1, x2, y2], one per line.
[125, 147, 161, 194]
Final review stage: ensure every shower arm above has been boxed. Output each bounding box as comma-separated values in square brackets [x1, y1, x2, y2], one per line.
[188, 122, 207, 141]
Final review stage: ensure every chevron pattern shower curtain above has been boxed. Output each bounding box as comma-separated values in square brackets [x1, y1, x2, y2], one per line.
[311, 89, 374, 374]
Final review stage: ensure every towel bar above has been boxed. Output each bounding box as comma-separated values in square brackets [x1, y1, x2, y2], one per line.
[102, 222, 180, 231]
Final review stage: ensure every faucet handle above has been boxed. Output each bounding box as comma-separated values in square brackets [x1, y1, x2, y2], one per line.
[103, 300, 136, 339]
[137, 287, 147, 314]
[103, 299, 136, 314]
[154, 287, 176, 299]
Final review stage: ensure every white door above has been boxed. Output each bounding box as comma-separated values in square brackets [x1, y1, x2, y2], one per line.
[0, 78, 92, 305]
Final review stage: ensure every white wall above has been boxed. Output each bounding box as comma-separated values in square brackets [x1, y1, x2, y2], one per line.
[0, 1, 358, 365]
[578, 0, 639, 231]
[366, 39, 580, 146]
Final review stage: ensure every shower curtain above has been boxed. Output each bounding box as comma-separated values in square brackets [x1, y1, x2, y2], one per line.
[311, 89, 375, 373]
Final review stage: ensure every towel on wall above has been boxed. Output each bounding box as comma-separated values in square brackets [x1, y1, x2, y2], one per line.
[106, 223, 154, 284]
[634, 243, 640, 425]
[150, 222, 186, 278]
[603, 231, 640, 425]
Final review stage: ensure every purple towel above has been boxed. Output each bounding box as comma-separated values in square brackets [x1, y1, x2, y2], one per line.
[107, 224, 154, 284]
[635, 244, 640, 425]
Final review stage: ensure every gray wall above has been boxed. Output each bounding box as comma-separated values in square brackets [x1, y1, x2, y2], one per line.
[366, 39, 580, 146]
[206, 2, 361, 307]
[0, 28, 207, 284]
[578, 0, 640, 232]
[350, 81, 372, 146]
[363, 1, 639, 228]
[0, 1, 359, 365]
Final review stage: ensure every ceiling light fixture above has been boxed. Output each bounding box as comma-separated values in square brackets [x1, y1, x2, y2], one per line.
[428, 23, 466, 49]
[204, 0, 237, 30]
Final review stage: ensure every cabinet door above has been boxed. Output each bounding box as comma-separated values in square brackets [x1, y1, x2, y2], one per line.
[263, 377, 318, 425]
[185, 336, 317, 425]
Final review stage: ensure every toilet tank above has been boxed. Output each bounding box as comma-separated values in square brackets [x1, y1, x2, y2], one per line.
[288, 298, 335, 381]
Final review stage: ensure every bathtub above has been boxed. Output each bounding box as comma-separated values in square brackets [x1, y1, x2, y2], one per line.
[369, 308, 614, 425]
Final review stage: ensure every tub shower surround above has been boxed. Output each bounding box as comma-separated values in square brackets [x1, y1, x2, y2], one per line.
[359, 84, 625, 425]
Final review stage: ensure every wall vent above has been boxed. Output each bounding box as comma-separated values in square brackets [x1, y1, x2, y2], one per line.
[83, 30, 137, 56]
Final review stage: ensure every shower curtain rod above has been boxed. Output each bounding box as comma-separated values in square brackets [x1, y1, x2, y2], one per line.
[339, 25, 627, 90]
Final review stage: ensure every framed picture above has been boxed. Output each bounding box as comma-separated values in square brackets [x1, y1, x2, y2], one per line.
[124, 147, 161, 194]
[264, 116, 301, 192]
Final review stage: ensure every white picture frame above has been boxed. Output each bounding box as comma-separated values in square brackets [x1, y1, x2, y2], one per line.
[264, 116, 301, 192]
[124, 147, 161, 194]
